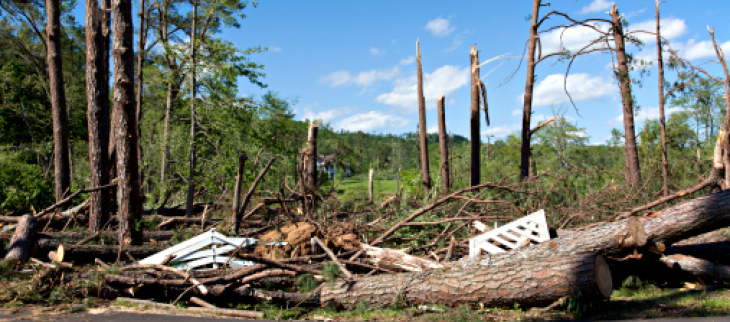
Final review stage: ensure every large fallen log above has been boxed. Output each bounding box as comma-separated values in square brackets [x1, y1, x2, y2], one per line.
[665, 241, 730, 266]
[660, 254, 730, 282]
[4, 215, 38, 263]
[35, 240, 163, 263]
[463, 189, 730, 269]
[321, 253, 611, 309]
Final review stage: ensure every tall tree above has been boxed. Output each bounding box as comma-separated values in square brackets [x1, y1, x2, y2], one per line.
[113, 0, 142, 245]
[136, 0, 149, 194]
[610, 4, 641, 187]
[655, 0, 669, 196]
[46, 0, 71, 203]
[185, 0, 198, 218]
[469, 44, 480, 187]
[416, 40, 431, 196]
[519, 0, 540, 180]
[86, 0, 111, 231]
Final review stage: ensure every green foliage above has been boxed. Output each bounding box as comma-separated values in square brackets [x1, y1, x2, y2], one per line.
[322, 262, 341, 287]
[0, 150, 54, 214]
[295, 273, 320, 293]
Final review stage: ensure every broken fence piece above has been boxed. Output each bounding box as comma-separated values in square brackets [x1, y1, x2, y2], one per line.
[468, 209, 550, 257]
[138, 228, 286, 270]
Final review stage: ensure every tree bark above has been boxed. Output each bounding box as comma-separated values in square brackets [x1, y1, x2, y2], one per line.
[416, 41, 431, 196]
[113, 0, 142, 245]
[660, 254, 730, 282]
[86, 0, 111, 232]
[4, 215, 38, 263]
[469, 45, 481, 187]
[136, 0, 147, 197]
[656, 0, 669, 197]
[666, 241, 730, 266]
[36, 240, 162, 263]
[520, 0, 540, 180]
[610, 4, 642, 187]
[321, 253, 611, 309]
[437, 95, 450, 190]
[46, 0, 71, 204]
[232, 154, 248, 222]
[303, 123, 318, 193]
[185, 0, 198, 218]
[465, 189, 730, 269]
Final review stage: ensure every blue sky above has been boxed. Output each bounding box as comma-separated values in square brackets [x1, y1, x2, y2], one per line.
[139, 0, 730, 144]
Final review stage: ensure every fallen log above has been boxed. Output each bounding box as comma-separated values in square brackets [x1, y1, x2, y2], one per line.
[665, 241, 730, 266]
[660, 254, 730, 282]
[464, 189, 730, 269]
[362, 244, 444, 272]
[4, 215, 38, 263]
[321, 253, 611, 309]
[35, 240, 163, 263]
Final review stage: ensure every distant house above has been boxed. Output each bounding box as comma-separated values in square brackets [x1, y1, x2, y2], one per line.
[316, 154, 351, 179]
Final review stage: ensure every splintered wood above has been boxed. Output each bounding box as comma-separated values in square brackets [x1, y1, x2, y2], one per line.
[469, 209, 550, 257]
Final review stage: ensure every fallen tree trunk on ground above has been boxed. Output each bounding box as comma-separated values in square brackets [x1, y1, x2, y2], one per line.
[665, 241, 730, 266]
[463, 189, 730, 269]
[35, 240, 163, 263]
[660, 254, 730, 282]
[321, 253, 611, 309]
[4, 215, 37, 263]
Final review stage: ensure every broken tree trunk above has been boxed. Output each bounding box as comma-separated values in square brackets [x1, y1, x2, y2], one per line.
[4, 215, 38, 263]
[232, 154, 248, 223]
[303, 123, 318, 194]
[465, 188, 730, 269]
[362, 244, 443, 272]
[469, 44, 481, 187]
[321, 253, 611, 309]
[416, 40, 431, 197]
[437, 95, 450, 190]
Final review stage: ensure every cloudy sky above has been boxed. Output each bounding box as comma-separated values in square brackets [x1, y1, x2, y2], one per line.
[227, 0, 730, 144]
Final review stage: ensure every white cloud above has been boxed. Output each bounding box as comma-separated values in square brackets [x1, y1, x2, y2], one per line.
[579, 0, 611, 14]
[482, 125, 519, 138]
[607, 106, 683, 126]
[376, 65, 469, 110]
[425, 17, 455, 37]
[540, 23, 609, 53]
[320, 67, 401, 88]
[628, 18, 687, 43]
[678, 39, 730, 61]
[370, 47, 385, 55]
[334, 111, 410, 132]
[531, 73, 614, 106]
[400, 56, 416, 65]
[320, 70, 351, 87]
[511, 109, 522, 116]
[300, 106, 358, 124]
[427, 124, 439, 134]
[268, 45, 282, 52]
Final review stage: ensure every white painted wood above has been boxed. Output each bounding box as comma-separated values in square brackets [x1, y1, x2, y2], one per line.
[473, 221, 487, 232]
[174, 256, 255, 270]
[469, 209, 550, 258]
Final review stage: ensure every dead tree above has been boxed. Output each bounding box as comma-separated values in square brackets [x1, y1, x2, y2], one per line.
[113, 0, 142, 245]
[135, 0, 149, 194]
[232, 154, 248, 222]
[86, 0, 111, 232]
[519, 0, 542, 180]
[655, 0, 669, 196]
[416, 41, 431, 196]
[469, 45, 481, 187]
[185, 0, 198, 218]
[303, 122, 319, 193]
[437, 95, 450, 190]
[610, 4, 642, 187]
[46, 0, 71, 204]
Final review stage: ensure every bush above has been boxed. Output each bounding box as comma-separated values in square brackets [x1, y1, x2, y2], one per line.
[0, 150, 54, 214]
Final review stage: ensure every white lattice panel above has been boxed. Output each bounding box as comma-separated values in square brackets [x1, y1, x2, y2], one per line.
[468, 209, 550, 258]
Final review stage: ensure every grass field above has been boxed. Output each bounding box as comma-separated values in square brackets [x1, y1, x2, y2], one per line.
[331, 177, 400, 202]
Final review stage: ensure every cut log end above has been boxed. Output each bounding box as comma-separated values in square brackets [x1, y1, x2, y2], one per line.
[594, 254, 613, 298]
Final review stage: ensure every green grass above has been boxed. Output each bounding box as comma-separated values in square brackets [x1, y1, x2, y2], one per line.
[334, 178, 399, 202]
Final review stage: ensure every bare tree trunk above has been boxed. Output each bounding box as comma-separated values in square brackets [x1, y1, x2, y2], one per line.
[611, 4, 642, 187]
[416, 41, 431, 196]
[113, 0, 142, 245]
[160, 81, 173, 189]
[303, 123, 319, 193]
[322, 253, 612, 309]
[136, 0, 147, 196]
[520, 0, 540, 180]
[656, 0, 669, 197]
[86, 0, 110, 231]
[46, 0, 71, 204]
[185, 0, 198, 218]
[232, 154, 248, 220]
[708, 28, 730, 189]
[369, 168, 374, 202]
[469, 45, 481, 187]
[437, 95, 450, 190]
